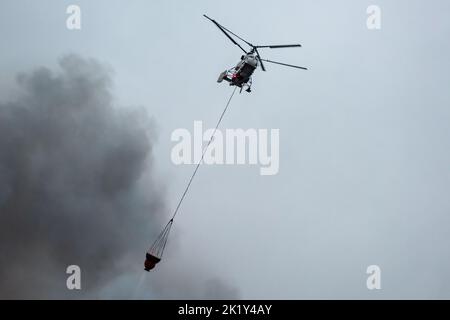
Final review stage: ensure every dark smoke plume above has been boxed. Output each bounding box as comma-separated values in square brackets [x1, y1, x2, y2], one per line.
[0, 55, 238, 299]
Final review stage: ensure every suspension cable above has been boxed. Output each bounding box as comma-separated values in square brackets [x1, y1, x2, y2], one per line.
[170, 86, 237, 221]
[148, 87, 238, 256]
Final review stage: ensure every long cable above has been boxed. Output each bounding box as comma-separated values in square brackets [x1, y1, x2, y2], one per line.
[148, 87, 238, 257]
[170, 86, 237, 221]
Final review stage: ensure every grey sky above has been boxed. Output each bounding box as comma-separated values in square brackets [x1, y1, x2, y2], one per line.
[0, 0, 449, 299]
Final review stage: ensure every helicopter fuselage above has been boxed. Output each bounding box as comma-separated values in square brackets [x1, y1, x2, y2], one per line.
[233, 54, 258, 84]
[217, 54, 258, 92]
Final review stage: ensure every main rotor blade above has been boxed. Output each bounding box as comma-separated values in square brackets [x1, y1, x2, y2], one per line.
[254, 48, 266, 72]
[255, 44, 302, 49]
[260, 59, 308, 70]
[219, 25, 253, 47]
[203, 15, 248, 53]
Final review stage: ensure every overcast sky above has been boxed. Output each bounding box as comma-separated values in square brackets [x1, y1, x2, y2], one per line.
[1, 0, 449, 299]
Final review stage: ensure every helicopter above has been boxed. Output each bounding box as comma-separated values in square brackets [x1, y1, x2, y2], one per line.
[204, 15, 307, 93]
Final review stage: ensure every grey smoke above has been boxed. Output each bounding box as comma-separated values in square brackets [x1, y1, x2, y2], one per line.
[0, 55, 238, 299]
